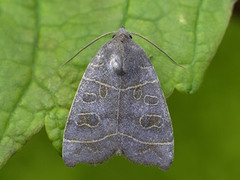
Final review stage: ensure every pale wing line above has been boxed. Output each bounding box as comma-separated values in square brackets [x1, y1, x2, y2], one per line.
[83, 77, 118, 90]
[123, 80, 157, 91]
[83, 76, 157, 91]
[91, 62, 104, 67]
[64, 133, 173, 146]
[64, 133, 117, 144]
[139, 66, 152, 69]
[119, 133, 173, 145]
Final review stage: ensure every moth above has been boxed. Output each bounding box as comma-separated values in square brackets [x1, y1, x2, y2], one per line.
[62, 26, 185, 170]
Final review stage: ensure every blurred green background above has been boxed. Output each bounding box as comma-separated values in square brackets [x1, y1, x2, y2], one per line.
[0, 5, 240, 180]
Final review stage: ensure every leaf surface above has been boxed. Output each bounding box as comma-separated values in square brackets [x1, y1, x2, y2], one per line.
[0, 0, 235, 167]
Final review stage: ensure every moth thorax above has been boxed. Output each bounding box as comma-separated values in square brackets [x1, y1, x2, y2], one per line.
[109, 53, 125, 76]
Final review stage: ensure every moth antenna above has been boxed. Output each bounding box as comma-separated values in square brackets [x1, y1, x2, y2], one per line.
[130, 32, 188, 72]
[59, 31, 116, 69]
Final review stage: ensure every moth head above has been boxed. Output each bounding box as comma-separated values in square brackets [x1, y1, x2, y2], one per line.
[112, 26, 133, 42]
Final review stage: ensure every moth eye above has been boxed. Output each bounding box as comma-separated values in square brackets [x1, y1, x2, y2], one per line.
[129, 35, 132, 39]
[112, 35, 115, 38]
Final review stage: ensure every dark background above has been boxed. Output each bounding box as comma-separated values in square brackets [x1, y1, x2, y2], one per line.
[0, 4, 239, 180]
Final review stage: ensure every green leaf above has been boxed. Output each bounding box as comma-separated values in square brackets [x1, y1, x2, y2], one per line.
[0, 0, 236, 167]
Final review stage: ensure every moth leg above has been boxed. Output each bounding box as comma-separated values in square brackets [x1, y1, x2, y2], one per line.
[147, 54, 153, 60]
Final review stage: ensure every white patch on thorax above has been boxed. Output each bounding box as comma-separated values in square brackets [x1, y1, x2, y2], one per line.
[109, 53, 121, 71]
